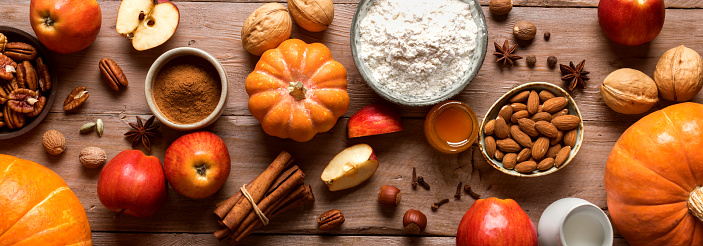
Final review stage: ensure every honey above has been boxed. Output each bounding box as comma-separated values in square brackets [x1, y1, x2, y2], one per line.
[424, 100, 479, 153]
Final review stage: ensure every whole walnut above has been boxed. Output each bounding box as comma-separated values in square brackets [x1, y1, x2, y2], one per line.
[242, 3, 292, 56]
[653, 45, 703, 102]
[601, 68, 659, 114]
[288, 0, 334, 32]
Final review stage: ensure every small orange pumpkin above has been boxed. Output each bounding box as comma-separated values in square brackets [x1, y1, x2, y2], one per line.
[605, 102, 703, 245]
[0, 154, 92, 245]
[245, 39, 349, 142]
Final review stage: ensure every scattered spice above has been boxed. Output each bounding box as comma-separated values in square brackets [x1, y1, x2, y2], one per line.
[431, 198, 449, 210]
[547, 56, 558, 68]
[455, 182, 463, 199]
[417, 176, 430, 190]
[124, 116, 160, 151]
[79, 122, 96, 134]
[544, 32, 551, 41]
[560, 60, 590, 91]
[494, 40, 522, 68]
[96, 119, 104, 137]
[412, 167, 418, 189]
[464, 185, 481, 199]
[526, 55, 536, 67]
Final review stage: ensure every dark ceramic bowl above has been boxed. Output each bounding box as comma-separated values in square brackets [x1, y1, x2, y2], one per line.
[0, 26, 58, 139]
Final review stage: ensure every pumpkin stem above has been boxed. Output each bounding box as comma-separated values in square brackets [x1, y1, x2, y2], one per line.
[289, 81, 307, 101]
[688, 186, 703, 222]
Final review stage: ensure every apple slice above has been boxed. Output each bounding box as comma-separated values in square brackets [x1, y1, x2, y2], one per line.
[348, 103, 403, 138]
[321, 143, 379, 191]
[116, 0, 180, 51]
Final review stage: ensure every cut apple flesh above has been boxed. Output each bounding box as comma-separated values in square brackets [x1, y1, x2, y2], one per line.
[321, 144, 379, 191]
[116, 0, 179, 51]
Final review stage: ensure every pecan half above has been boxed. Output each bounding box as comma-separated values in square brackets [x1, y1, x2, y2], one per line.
[0, 33, 7, 53]
[4, 103, 25, 129]
[26, 96, 46, 117]
[64, 86, 89, 111]
[17, 61, 38, 90]
[4, 42, 37, 61]
[35, 57, 51, 92]
[0, 110, 5, 129]
[317, 209, 345, 231]
[99, 58, 129, 91]
[0, 53, 17, 81]
[8, 88, 38, 113]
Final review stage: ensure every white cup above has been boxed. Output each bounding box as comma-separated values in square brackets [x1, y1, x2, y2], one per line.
[538, 198, 613, 246]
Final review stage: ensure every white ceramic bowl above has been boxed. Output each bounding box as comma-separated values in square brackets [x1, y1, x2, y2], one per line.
[350, 0, 488, 106]
[538, 198, 614, 246]
[145, 47, 228, 131]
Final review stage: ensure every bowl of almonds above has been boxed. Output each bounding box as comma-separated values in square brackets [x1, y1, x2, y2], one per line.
[0, 26, 58, 139]
[479, 82, 584, 177]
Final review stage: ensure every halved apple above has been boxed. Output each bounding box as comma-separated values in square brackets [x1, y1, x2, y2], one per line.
[116, 0, 180, 51]
[321, 144, 379, 191]
[348, 103, 403, 138]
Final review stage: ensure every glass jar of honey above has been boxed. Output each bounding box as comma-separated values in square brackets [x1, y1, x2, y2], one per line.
[424, 100, 479, 154]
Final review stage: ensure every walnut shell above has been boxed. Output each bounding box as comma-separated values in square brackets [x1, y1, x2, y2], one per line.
[489, 0, 512, 15]
[242, 3, 292, 56]
[42, 130, 66, 155]
[288, 0, 334, 32]
[79, 147, 107, 168]
[653, 45, 703, 102]
[601, 68, 659, 114]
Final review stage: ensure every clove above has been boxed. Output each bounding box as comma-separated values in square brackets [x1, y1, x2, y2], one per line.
[455, 182, 462, 199]
[464, 185, 481, 200]
[412, 167, 418, 189]
[431, 199, 449, 211]
[417, 176, 430, 190]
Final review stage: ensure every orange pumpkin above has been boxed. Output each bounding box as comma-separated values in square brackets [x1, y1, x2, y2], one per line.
[605, 102, 703, 245]
[245, 39, 349, 142]
[0, 154, 92, 245]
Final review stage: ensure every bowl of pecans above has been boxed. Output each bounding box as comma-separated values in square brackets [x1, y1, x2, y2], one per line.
[0, 26, 58, 139]
[478, 82, 584, 177]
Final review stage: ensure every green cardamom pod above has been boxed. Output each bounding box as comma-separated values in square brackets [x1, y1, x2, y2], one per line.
[79, 122, 96, 133]
[96, 119, 104, 137]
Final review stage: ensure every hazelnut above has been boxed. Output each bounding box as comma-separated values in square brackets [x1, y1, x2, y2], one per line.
[42, 130, 66, 155]
[378, 185, 401, 207]
[288, 0, 334, 32]
[601, 68, 659, 114]
[653, 45, 703, 102]
[403, 209, 427, 234]
[489, 0, 512, 15]
[80, 147, 107, 168]
[513, 21, 537, 40]
[242, 3, 292, 56]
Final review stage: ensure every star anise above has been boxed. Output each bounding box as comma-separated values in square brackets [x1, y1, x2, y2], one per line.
[560, 60, 590, 91]
[494, 40, 522, 68]
[124, 116, 160, 151]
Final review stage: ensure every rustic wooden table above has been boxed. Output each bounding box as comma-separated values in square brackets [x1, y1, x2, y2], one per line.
[3, 0, 698, 244]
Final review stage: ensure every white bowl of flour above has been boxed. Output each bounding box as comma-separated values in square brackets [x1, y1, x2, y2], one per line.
[351, 0, 488, 106]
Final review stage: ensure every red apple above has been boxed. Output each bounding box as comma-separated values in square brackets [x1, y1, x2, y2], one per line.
[347, 103, 403, 138]
[97, 149, 167, 218]
[598, 0, 665, 46]
[164, 131, 231, 199]
[29, 0, 102, 54]
[457, 197, 538, 246]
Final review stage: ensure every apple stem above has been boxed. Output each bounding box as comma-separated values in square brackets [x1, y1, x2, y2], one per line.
[114, 209, 127, 221]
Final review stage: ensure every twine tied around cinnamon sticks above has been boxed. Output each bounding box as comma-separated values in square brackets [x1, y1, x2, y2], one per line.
[239, 184, 269, 226]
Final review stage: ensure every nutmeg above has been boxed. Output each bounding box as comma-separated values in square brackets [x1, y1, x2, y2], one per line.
[241, 3, 292, 56]
[403, 209, 427, 234]
[42, 129, 66, 155]
[288, 0, 334, 32]
[489, 0, 512, 15]
[378, 185, 401, 207]
[601, 68, 659, 114]
[513, 21, 537, 40]
[653, 45, 703, 102]
[80, 147, 107, 168]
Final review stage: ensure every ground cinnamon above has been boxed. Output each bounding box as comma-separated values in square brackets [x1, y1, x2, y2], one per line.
[153, 55, 221, 124]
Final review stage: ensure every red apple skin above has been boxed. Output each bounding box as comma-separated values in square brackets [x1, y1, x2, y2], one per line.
[97, 150, 167, 218]
[29, 0, 101, 54]
[164, 131, 231, 199]
[456, 197, 537, 246]
[348, 103, 403, 138]
[598, 0, 665, 46]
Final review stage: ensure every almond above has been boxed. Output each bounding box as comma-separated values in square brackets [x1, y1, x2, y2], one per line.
[511, 110, 529, 124]
[503, 153, 518, 170]
[550, 131, 564, 145]
[534, 121, 559, 138]
[563, 129, 577, 148]
[555, 146, 572, 167]
[539, 90, 555, 102]
[510, 91, 530, 103]
[532, 137, 549, 160]
[517, 118, 540, 137]
[527, 90, 539, 115]
[552, 108, 569, 118]
[496, 138, 521, 153]
[537, 157, 555, 171]
[552, 115, 580, 131]
[515, 161, 537, 173]
[498, 105, 513, 121]
[531, 112, 552, 122]
[484, 119, 496, 135]
[538, 105, 544, 113]
[495, 149, 505, 161]
[510, 103, 527, 112]
[485, 136, 497, 158]
[510, 125, 532, 148]
[546, 144, 561, 158]
[517, 148, 531, 162]
[494, 117, 510, 139]
[542, 97, 568, 113]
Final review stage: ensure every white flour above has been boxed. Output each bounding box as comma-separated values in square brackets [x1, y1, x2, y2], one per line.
[359, 0, 477, 99]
